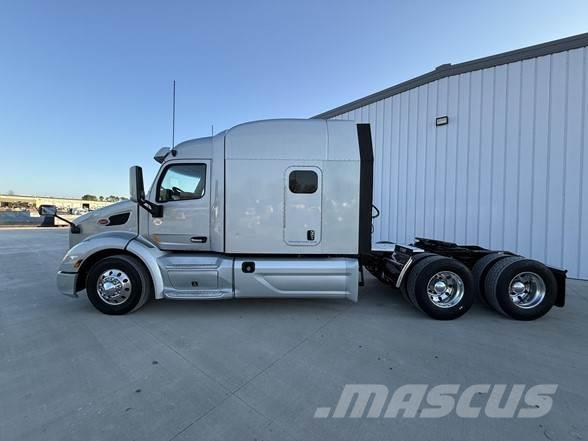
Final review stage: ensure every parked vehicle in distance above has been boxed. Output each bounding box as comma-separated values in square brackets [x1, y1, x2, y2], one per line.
[71, 208, 89, 216]
[44, 119, 566, 320]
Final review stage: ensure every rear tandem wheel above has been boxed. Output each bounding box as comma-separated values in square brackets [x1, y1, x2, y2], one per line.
[405, 256, 474, 320]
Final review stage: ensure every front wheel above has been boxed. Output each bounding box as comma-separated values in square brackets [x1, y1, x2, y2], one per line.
[86, 255, 152, 315]
[406, 256, 474, 320]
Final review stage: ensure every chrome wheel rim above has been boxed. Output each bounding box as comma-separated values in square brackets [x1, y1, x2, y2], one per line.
[509, 272, 545, 309]
[97, 269, 132, 305]
[427, 271, 465, 308]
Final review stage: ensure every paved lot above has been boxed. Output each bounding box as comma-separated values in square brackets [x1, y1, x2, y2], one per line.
[1, 229, 587, 441]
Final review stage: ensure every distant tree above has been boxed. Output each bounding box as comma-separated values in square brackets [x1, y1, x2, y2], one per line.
[7, 190, 15, 195]
[81, 194, 97, 201]
[99, 196, 104, 201]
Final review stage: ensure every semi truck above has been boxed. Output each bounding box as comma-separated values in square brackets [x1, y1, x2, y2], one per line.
[44, 119, 566, 320]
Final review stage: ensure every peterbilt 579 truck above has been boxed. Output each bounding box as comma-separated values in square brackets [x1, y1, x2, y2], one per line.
[44, 119, 566, 320]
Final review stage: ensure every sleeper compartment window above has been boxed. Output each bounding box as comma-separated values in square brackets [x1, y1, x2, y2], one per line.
[289, 170, 318, 194]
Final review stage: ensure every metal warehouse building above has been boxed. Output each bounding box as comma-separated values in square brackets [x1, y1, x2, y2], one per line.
[315, 33, 588, 280]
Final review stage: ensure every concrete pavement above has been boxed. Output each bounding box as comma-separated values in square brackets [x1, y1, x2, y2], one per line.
[1, 229, 587, 441]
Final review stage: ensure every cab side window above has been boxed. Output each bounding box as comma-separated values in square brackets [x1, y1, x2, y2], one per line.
[289, 170, 318, 194]
[157, 164, 206, 202]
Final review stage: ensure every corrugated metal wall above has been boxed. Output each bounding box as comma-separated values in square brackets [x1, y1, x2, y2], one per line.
[333, 47, 588, 279]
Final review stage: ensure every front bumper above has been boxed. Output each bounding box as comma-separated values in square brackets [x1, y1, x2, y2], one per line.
[57, 271, 78, 298]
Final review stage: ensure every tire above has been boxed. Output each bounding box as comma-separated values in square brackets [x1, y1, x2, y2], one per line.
[406, 256, 474, 320]
[399, 252, 437, 305]
[399, 280, 411, 303]
[484, 256, 557, 320]
[86, 255, 153, 315]
[471, 253, 509, 305]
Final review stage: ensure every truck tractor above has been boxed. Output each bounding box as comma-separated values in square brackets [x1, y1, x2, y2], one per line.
[44, 119, 566, 320]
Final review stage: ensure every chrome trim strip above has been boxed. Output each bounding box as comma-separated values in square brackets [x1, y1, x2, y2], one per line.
[395, 257, 413, 289]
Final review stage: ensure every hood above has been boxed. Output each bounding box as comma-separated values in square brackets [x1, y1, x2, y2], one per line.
[74, 200, 135, 225]
[69, 200, 138, 248]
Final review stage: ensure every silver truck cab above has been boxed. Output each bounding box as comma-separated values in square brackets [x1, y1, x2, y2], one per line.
[54, 119, 371, 314]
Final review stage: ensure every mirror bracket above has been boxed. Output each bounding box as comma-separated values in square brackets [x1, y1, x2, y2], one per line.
[38, 205, 81, 233]
[67, 222, 81, 234]
[139, 200, 163, 218]
[54, 213, 80, 233]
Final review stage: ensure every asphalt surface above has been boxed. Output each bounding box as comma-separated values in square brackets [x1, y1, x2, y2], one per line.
[1, 228, 587, 441]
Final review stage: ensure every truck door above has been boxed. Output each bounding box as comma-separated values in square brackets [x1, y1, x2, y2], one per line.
[284, 166, 322, 246]
[148, 160, 211, 251]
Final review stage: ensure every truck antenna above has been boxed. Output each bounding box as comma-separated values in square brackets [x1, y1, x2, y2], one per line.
[211, 124, 214, 137]
[171, 80, 177, 156]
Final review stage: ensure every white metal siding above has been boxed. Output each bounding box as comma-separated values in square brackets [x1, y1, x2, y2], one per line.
[333, 47, 588, 279]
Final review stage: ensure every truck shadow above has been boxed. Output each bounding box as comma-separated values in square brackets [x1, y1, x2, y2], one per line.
[136, 280, 500, 322]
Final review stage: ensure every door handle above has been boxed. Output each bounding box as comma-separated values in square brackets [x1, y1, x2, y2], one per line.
[190, 236, 207, 243]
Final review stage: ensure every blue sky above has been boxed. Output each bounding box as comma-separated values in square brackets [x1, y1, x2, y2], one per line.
[1, 0, 587, 198]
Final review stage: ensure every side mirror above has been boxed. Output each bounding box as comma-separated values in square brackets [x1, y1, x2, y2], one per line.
[129, 165, 163, 218]
[37, 204, 81, 233]
[38, 204, 57, 216]
[129, 166, 145, 203]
